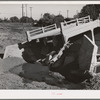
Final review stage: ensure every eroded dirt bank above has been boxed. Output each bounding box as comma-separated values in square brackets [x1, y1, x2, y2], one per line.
[0, 57, 85, 89]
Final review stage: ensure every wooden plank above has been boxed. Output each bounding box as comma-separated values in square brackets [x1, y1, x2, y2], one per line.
[62, 20, 100, 41]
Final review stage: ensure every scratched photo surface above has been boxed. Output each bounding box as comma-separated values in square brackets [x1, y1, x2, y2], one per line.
[0, 3, 100, 90]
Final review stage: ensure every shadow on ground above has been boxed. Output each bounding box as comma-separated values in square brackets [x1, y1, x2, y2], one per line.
[8, 59, 85, 89]
[0, 57, 86, 89]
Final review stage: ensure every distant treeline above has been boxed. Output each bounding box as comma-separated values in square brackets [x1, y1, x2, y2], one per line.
[0, 13, 72, 28]
[74, 4, 100, 20]
[1, 4, 100, 27]
[33, 4, 100, 27]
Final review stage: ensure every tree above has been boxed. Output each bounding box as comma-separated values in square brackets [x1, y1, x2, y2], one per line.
[43, 13, 55, 25]
[78, 5, 100, 20]
[64, 17, 72, 22]
[37, 13, 64, 27]
[37, 13, 55, 26]
[37, 18, 45, 26]
[3, 17, 9, 22]
[53, 15, 64, 28]
[20, 16, 34, 23]
[0, 18, 3, 22]
[28, 17, 34, 23]
[10, 16, 19, 22]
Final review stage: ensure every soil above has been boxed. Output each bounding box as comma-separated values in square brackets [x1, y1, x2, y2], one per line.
[0, 57, 85, 89]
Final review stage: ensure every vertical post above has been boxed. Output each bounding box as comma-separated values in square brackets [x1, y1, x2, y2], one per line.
[60, 22, 64, 34]
[67, 10, 69, 18]
[88, 15, 90, 22]
[91, 29, 95, 44]
[22, 4, 24, 17]
[98, 13, 100, 26]
[83, 18, 85, 23]
[30, 7, 32, 18]
[42, 27, 44, 33]
[99, 13, 100, 20]
[59, 11, 61, 15]
[22, 4, 24, 30]
[76, 18, 79, 26]
[25, 4, 27, 17]
[41, 13, 43, 18]
[54, 24, 57, 29]
[61, 22, 67, 43]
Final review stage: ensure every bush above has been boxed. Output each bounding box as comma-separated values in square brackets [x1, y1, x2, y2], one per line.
[78, 5, 100, 20]
[0, 18, 3, 22]
[37, 13, 55, 27]
[20, 16, 34, 23]
[10, 16, 19, 22]
[3, 17, 10, 22]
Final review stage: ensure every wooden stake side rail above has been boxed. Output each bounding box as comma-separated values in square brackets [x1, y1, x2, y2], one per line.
[27, 24, 57, 41]
[28, 28, 61, 41]
[61, 20, 100, 43]
[62, 16, 90, 29]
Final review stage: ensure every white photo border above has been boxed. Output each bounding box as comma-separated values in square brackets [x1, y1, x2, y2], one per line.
[0, 1, 100, 99]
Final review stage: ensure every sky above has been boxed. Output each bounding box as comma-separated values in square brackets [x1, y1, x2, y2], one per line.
[0, 4, 85, 20]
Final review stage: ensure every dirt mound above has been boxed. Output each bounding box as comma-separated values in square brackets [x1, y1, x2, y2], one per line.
[0, 73, 24, 89]
[0, 57, 65, 88]
[0, 57, 25, 73]
[0, 72, 63, 89]
[0, 57, 62, 89]
[0, 57, 85, 89]
[84, 73, 100, 90]
[9, 61, 66, 87]
[10, 62, 50, 82]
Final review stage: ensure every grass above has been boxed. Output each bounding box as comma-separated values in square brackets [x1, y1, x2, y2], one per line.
[0, 22, 39, 53]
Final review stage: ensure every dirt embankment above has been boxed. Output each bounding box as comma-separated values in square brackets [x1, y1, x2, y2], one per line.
[0, 56, 85, 89]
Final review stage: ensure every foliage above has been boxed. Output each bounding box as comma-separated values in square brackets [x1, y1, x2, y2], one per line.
[20, 16, 34, 23]
[3, 17, 10, 22]
[37, 13, 55, 27]
[64, 18, 72, 22]
[10, 16, 19, 22]
[37, 13, 64, 27]
[0, 18, 3, 22]
[78, 4, 100, 20]
[37, 18, 45, 26]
